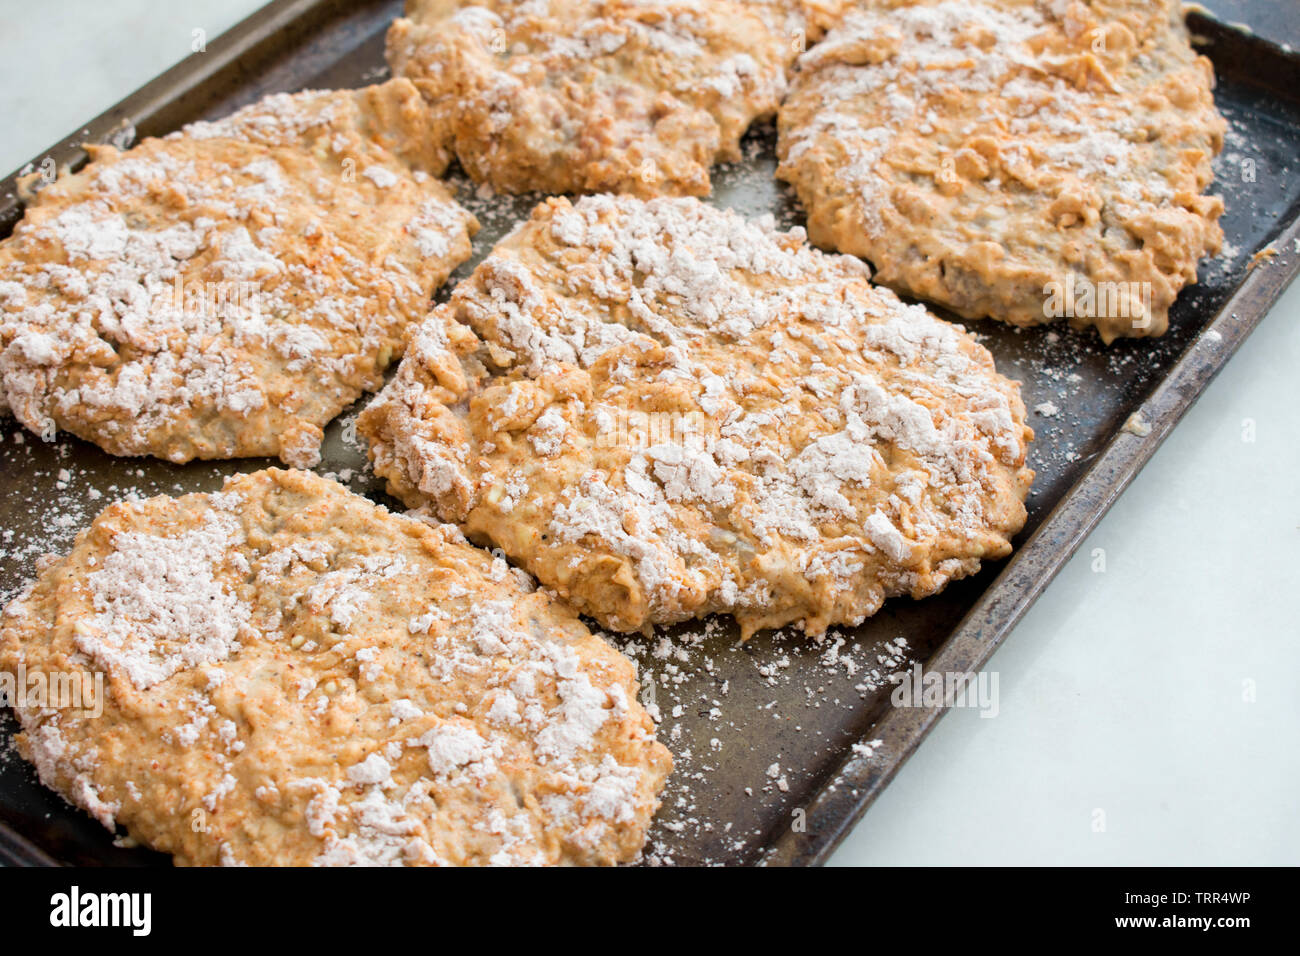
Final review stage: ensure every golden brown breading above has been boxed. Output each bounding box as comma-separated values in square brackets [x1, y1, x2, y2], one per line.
[777, 0, 1225, 342]
[0, 80, 477, 467]
[0, 469, 670, 866]
[386, 0, 843, 197]
[360, 195, 1034, 637]
[181, 78, 456, 175]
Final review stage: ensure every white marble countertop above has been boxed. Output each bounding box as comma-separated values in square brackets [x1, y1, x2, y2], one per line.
[1, 0, 1295, 866]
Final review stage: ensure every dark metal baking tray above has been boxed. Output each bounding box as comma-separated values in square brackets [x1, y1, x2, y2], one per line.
[1, 0, 1297, 867]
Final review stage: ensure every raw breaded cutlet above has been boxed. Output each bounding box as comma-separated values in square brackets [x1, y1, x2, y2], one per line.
[386, 0, 844, 197]
[0, 468, 671, 866]
[777, 0, 1225, 343]
[360, 195, 1034, 637]
[0, 80, 477, 467]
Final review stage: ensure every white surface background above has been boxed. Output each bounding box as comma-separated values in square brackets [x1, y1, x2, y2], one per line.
[0, 0, 1295, 866]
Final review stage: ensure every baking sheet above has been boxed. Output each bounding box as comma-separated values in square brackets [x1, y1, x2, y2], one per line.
[0, 0, 1298, 866]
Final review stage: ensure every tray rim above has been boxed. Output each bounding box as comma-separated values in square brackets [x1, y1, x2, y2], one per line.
[0, 0, 1298, 868]
[0, 0, 329, 206]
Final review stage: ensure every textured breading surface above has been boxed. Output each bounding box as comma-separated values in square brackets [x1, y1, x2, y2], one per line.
[0, 80, 478, 467]
[360, 196, 1034, 637]
[777, 0, 1225, 343]
[0, 469, 670, 866]
[386, 0, 842, 197]
[182, 78, 457, 176]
